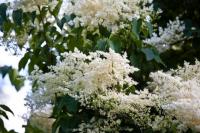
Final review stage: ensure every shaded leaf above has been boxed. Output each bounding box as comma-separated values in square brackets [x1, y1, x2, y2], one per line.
[109, 35, 122, 53]
[96, 38, 108, 51]
[59, 116, 79, 133]
[0, 118, 6, 132]
[145, 21, 153, 37]
[52, 115, 80, 133]
[52, 95, 79, 117]
[31, 11, 36, 23]
[18, 52, 30, 71]
[0, 104, 14, 115]
[152, 48, 165, 66]
[0, 110, 9, 119]
[131, 18, 142, 39]
[0, 66, 12, 78]
[99, 25, 111, 37]
[57, 17, 65, 29]
[141, 48, 155, 61]
[67, 28, 84, 50]
[12, 9, 23, 26]
[141, 48, 165, 65]
[28, 55, 38, 74]
[0, 3, 7, 29]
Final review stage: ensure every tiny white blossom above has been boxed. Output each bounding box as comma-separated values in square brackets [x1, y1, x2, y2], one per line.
[30, 49, 139, 107]
[29, 48, 164, 129]
[149, 60, 200, 131]
[13, 0, 50, 12]
[144, 18, 185, 53]
[64, 0, 155, 32]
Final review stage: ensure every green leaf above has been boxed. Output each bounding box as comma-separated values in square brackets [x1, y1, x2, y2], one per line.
[9, 69, 17, 82]
[58, 13, 76, 29]
[64, 96, 79, 114]
[64, 14, 74, 22]
[53, 95, 79, 117]
[67, 28, 84, 50]
[0, 110, 9, 119]
[57, 16, 67, 29]
[52, 115, 80, 133]
[22, 12, 30, 24]
[18, 52, 30, 71]
[145, 21, 153, 37]
[0, 3, 8, 27]
[8, 69, 25, 91]
[152, 48, 165, 66]
[57, 19, 64, 30]
[54, 34, 64, 44]
[41, 7, 48, 17]
[30, 31, 45, 49]
[2, 20, 13, 33]
[52, 0, 62, 17]
[109, 35, 122, 53]
[99, 25, 111, 37]
[28, 55, 38, 74]
[141, 48, 165, 65]
[0, 105, 14, 115]
[141, 48, 155, 61]
[0, 66, 24, 91]
[130, 52, 143, 68]
[59, 116, 79, 133]
[55, 44, 66, 53]
[31, 11, 36, 23]
[0, 118, 6, 132]
[131, 18, 142, 40]
[0, 66, 12, 78]
[12, 9, 23, 26]
[37, 7, 48, 23]
[96, 38, 108, 51]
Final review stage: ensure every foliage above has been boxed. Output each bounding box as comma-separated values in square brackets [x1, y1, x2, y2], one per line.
[0, 66, 25, 91]
[149, 60, 200, 132]
[0, 0, 163, 89]
[0, 104, 16, 133]
[153, 0, 200, 69]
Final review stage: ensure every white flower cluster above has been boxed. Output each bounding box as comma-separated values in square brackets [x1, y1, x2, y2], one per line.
[30, 48, 159, 129]
[144, 18, 185, 53]
[65, 0, 154, 32]
[99, 89, 158, 127]
[13, 0, 57, 12]
[31, 49, 138, 106]
[149, 60, 200, 131]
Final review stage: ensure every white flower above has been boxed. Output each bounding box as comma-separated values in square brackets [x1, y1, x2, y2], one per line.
[13, 0, 58, 12]
[144, 18, 185, 53]
[30, 48, 138, 107]
[149, 60, 200, 131]
[64, 0, 154, 32]
[29, 48, 163, 129]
